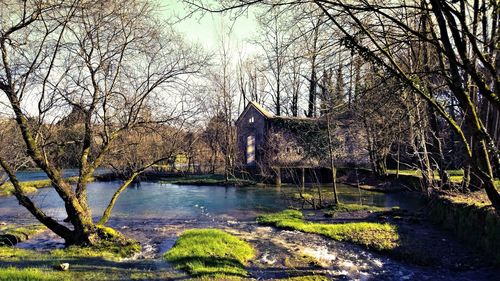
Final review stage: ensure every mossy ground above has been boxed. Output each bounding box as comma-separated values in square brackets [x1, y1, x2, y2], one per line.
[0, 224, 46, 246]
[257, 210, 399, 252]
[164, 228, 255, 278]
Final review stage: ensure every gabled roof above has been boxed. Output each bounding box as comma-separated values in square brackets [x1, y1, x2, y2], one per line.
[235, 101, 274, 124]
[249, 101, 274, 118]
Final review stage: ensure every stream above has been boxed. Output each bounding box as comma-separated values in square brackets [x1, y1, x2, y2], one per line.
[0, 177, 497, 280]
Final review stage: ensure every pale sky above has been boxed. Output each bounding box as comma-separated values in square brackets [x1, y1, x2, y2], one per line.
[157, 0, 259, 55]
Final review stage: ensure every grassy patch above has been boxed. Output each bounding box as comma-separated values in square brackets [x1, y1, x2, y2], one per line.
[0, 267, 69, 281]
[0, 177, 81, 197]
[0, 246, 180, 280]
[285, 276, 329, 281]
[164, 229, 254, 278]
[257, 210, 399, 252]
[160, 174, 256, 187]
[326, 203, 387, 214]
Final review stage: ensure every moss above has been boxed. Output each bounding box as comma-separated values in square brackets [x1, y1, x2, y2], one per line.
[0, 225, 46, 246]
[283, 255, 322, 269]
[428, 194, 500, 265]
[293, 193, 315, 200]
[0, 267, 69, 281]
[164, 229, 254, 278]
[50, 227, 140, 260]
[257, 210, 399, 252]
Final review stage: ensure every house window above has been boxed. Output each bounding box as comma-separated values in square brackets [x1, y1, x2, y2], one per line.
[246, 135, 255, 164]
[249, 116, 254, 123]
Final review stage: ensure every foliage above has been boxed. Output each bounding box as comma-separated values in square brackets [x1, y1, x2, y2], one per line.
[257, 210, 399, 251]
[270, 118, 329, 159]
[164, 229, 254, 278]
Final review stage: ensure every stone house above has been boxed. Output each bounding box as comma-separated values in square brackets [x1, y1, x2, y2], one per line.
[235, 102, 327, 179]
[235, 102, 368, 183]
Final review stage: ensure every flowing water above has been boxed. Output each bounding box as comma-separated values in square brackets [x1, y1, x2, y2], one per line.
[0, 173, 496, 280]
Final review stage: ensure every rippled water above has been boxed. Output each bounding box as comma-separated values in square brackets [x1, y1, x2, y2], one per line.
[0, 180, 420, 222]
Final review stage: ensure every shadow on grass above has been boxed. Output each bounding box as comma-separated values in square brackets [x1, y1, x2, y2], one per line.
[0, 254, 182, 281]
[167, 256, 249, 278]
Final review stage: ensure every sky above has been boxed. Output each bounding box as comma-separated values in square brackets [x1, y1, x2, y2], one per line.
[157, 0, 259, 55]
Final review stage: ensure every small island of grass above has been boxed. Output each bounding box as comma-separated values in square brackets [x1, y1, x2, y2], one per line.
[257, 209, 399, 252]
[164, 228, 255, 278]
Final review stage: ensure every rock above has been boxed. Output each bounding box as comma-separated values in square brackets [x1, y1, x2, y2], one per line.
[54, 263, 70, 271]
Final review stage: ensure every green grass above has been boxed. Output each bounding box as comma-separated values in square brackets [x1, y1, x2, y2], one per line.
[257, 210, 399, 252]
[160, 174, 256, 187]
[164, 229, 255, 278]
[0, 267, 69, 281]
[285, 276, 329, 281]
[0, 245, 181, 280]
[386, 169, 464, 177]
[327, 203, 387, 213]
[0, 177, 81, 197]
[386, 170, 500, 189]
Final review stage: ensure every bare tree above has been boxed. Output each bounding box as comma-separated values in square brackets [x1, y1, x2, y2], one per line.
[184, 0, 500, 209]
[0, 0, 205, 246]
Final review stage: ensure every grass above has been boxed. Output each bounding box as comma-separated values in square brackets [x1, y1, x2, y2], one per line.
[0, 177, 81, 197]
[0, 267, 69, 281]
[386, 169, 500, 186]
[285, 276, 329, 281]
[386, 169, 464, 178]
[0, 246, 180, 280]
[327, 203, 387, 213]
[164, 229, 255, 278]
[160, 174, 256, 187]
[257, 210, 399, 252]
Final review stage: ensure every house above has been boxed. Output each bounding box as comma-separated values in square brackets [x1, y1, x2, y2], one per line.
[235, 101, 369, 184]
[235, 101, 329, 183]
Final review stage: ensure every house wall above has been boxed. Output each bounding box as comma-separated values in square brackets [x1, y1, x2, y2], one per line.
[236, 106, 267, 167]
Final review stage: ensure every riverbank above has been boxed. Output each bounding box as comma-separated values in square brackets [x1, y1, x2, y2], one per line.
[0, 172, 499, 279]
[428, 190, 500, 265]
[1, 203, 498, 280]
[0, 177, 86, 197]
